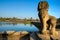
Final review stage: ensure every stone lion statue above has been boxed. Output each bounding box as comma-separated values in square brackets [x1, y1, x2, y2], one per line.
[38, 1, 58, 36]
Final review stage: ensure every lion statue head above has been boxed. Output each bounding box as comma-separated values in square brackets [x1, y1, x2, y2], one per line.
[38, 1, 49, 11]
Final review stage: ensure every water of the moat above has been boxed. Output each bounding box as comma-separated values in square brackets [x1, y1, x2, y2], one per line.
[0, 22, 39, 32]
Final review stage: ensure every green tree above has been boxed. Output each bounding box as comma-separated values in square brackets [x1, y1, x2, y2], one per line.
[36, 19, 39, 21]
[30, 17, 33, 22]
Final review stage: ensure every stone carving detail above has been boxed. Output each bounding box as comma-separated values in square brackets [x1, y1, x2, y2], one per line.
[38, 1, 58, 36]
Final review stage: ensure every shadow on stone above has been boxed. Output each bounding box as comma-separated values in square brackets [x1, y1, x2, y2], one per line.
[20, 34, 30, 40]
[30, 32, 42, 40]
[2, 32, 8, 40]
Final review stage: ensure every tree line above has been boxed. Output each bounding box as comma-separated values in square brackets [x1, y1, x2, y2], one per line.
[0, 17, 39, 23]
[0, 17, 60, 23]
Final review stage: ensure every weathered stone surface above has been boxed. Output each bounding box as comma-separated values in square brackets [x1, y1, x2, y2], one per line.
[0, 30, 60, 40]
[0, 31, 29, 40]
[50, 31, 60, 40]
[36, 30, 60, 40]
[37, 33, 50, 40]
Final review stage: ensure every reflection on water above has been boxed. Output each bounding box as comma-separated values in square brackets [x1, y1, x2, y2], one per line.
[0, 22, 17, 26]
[0, 22, 33, 26]
[0, 22, 39, 32]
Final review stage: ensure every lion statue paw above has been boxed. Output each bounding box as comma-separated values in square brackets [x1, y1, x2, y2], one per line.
[51, 31, 58, 36]
[42, 30, 49, 35]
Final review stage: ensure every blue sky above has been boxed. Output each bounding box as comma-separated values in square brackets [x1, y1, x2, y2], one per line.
[0, 0, 60, 19]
